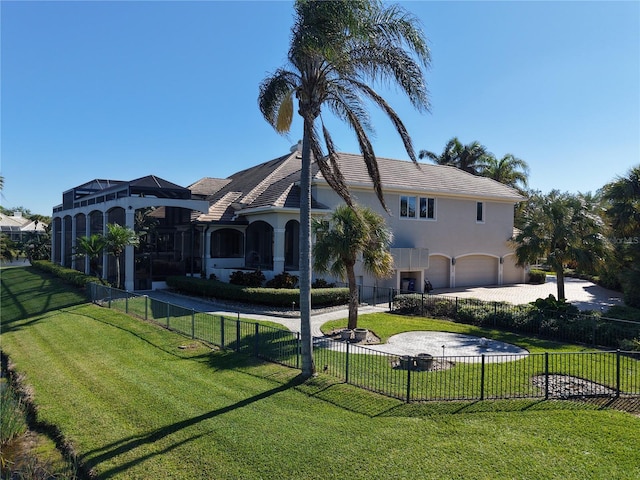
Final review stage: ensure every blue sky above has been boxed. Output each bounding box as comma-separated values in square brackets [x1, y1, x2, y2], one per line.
[2, 1, 638, 216]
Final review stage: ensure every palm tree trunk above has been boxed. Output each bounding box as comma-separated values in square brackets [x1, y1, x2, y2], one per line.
[346, 264, 359, 330]
[299, 121, 316, 378]
[555, 266, 566, 300]
[116, 255, 122, 289]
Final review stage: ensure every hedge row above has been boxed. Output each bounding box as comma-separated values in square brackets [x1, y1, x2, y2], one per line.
[392, 293, 640, 350]
[166, 276, 349, 308]
[31, 260, 102, 289]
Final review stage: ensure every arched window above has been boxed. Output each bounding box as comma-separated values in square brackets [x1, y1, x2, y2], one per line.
[211, 228, 244, 258]
[245, 221, 273, 270]
[284, 220, 299, 270]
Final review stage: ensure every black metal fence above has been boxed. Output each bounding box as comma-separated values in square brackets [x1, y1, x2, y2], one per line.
[333, 283, 639, 350]
[88, 283, 640, 403]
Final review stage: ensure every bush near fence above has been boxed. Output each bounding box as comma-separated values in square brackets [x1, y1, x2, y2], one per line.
[166, 275, 349, 308]
[392, 292, 640, 350]
[31, 260, 102, 289]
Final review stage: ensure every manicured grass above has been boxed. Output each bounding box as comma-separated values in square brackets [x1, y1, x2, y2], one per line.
[2, 268, 639, 479]
[322, 313, 582, 351]
[319, 314, 639, 399]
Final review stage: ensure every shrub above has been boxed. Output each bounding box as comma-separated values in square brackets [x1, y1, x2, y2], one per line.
[31, 260, 102, 288]
[229, 270, 265, 287]
[266, 272, 299, 289]
[530, 295, 579, 317]
[392, 294, 422, 315]
[166, 276, 349, 308]
[619, 338, 640, 351]
[312, 278, 336, 288]
[0, 380, 27, 445]
[528, 269, 547, 284]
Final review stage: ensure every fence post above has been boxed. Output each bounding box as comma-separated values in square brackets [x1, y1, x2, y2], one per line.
[480, 354, 485, 401]
[144, 295, 148, 320]
[125, 294, 129, 314]
[345, 342, 350, 384]
[254, 323, 260, 357]
[108, 287, 112, 309]
[221, 316, 225, 347]
[406, 357, 412, 403]
[421, 293, 425, 317]
[544, 352, 549, 400]
[616, 350, 621, 398]
[191, 309, 196, 339]
[166, 302, 170, 328]
[493, 302, 497, 327]
[236, 318, 241, 352]
[455, 297, 458, 319]
[296, 332, 300, 370]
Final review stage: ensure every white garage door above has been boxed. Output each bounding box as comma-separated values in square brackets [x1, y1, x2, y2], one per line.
[502, 255, 525, 284]
[425, 255, 449, 288]
[455, 255, 498, 287]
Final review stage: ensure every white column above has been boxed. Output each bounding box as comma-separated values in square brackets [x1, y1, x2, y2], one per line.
[273, 227, 285, 274]
[85, 215, 91, 274]
[450, 258, 456, 289]
[498, 257, 504, 286]
[70, 217, 77, 270]
[60, 217, 67, 267]
[101, 212, 109, 282]
[51, 216, 58, 264]
[124, 208, 135, 291]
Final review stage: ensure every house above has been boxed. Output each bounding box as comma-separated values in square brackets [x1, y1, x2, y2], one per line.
[0, 211, 48, 241]
[50, 149, 525, 291]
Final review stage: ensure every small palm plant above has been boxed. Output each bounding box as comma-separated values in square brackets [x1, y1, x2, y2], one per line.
[313, 204, 394, 330]
[105, 223, 139, 289]
[74, 234, 107, 278]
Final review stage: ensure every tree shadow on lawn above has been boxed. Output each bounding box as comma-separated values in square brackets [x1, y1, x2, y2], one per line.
[0, 268, 87, 333]
[80, 375, 306, 478]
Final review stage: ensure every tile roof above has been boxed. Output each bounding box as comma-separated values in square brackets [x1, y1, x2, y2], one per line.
[194, 151, 524, 223]
[315, 153, 524, 201]
[188, 177, 231, 196]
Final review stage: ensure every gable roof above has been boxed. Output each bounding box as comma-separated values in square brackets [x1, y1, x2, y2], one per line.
[194, 152, 329, 222]
[194, 151, 524, 223]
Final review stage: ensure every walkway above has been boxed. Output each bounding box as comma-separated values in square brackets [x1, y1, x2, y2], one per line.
[146, 275, 623, 342]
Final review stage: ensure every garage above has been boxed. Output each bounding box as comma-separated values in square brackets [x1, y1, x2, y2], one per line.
[425, 255, 450, 289]
[502, 255, 525, 284]
[455, 255, 498, 287]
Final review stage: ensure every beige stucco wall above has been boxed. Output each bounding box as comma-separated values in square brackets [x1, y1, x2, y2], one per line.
[314, 184, 524, 289]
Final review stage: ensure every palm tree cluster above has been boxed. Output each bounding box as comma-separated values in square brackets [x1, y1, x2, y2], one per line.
[513, 190, 610, 301]
[419, 137, 530, 193]
[74, 223, 139, 289]
[259, 0, 430, 377]
[602, 165, 640, 307]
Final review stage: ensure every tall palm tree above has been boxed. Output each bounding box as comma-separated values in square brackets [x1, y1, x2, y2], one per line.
[602, 165, 640, 307]
[74, 234, 107, 278]
[513, 190, 609, 300]
[479, 154, 530, 192]
[419, 137, 488, 175]
[105, 223, 139, 289]
[259, 0, 430, 377]
[312, 204, 394, 330]
[603, 165, 640, 236]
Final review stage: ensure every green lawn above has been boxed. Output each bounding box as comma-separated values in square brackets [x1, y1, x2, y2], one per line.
[2, 267, 639, 479]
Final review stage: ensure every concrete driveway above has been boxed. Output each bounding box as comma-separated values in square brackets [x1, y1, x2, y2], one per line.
[432, 276, 623, 312]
